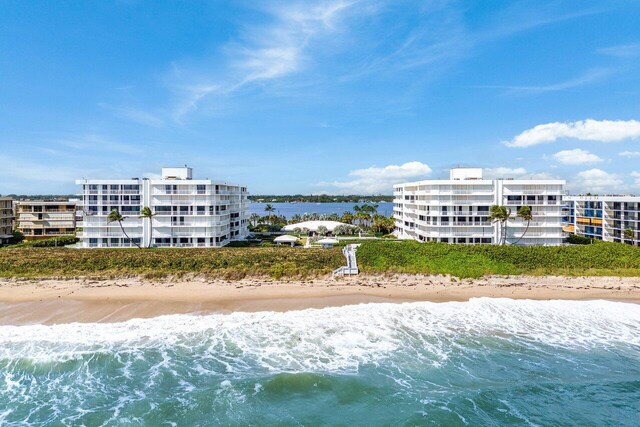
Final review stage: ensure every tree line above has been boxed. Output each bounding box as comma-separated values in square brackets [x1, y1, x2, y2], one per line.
[251, 203, 395, 234]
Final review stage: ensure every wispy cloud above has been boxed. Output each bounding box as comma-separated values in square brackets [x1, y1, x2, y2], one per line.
[171, 0, 361, 120]
[474, 68, 614, 95]
[51, 134, 143, 155]
[504, 119, 640, 148]
[99, 103, 164, 127]
[597, 43, 640, 57]
[317, 161, 432, 194]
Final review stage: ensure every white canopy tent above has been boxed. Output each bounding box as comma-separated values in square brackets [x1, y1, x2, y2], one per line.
[316, 237, 339, 248]
[273, 235, 299, 247]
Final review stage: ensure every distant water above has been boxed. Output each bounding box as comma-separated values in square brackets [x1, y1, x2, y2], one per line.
[1, 299, 640, 425]
[249, 201, 393, 218]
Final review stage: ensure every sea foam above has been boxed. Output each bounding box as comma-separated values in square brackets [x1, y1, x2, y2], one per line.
[0, 298, 638, 370]
[1, 299, 640, 426]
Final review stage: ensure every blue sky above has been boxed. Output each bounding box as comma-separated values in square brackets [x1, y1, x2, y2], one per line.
[1, 0, 640, 195]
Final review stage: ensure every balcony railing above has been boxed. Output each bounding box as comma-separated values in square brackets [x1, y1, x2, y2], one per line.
[79, 232, 143, 238]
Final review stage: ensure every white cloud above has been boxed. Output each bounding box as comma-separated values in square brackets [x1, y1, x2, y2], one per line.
[173, 0, 360, 119]
[483, 167, 527, 177]
[619, 151, 640, 158]
[552, 148, 602, 165]
[632, 171, 640, 187]
[317, 161, 432, 194]
[570, 168, 624, 194]
[503, 119, 640, 147]
[483, 167, 557, 180]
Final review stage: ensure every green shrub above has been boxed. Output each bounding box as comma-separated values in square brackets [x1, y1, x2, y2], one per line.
[10, 230, 24, 244]
[26, 236, 79, 247]
[566, 234, 592, 245]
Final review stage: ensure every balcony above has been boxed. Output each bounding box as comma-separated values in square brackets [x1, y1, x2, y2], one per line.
[79, 232, 143, 238]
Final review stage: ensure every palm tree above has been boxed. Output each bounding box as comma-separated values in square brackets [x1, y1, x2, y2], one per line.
[624, 228, 635, 243]
[289, 214, 302, 225]
[249, 213, 260, 226]
[264, 204, 276, 225]
[340, 211, 354, 225]
[510, 206, 533, 245]
[488, 205, 511, 245]
[139, 206, 156, 248]
[107, 209, 140, 248]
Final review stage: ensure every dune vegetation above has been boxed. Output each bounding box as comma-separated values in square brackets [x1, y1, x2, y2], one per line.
[1, 241, 640, 279]
[356, 240, 640, 278]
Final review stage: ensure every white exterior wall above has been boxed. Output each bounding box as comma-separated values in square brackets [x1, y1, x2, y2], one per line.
[393, 172, 565, 246]
[76, 170, 249, 248]
[564, 195, 640, 246]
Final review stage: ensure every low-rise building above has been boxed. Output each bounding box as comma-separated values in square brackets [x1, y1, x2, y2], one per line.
[14, 200, 77, 240]
[393, 168, 565, 245]
[76, 167, 249, 248]
[564, 195, 640, 246]
[0, 196, 14, 244]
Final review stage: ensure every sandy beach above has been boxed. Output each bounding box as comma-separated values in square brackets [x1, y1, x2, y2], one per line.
[0, 274, 638, 325]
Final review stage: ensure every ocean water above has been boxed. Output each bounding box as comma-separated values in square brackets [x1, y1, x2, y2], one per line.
[249, 202, 394, 219]
[1, 299, 639, 426]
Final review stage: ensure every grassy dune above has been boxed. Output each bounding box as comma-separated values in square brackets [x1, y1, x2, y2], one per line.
[357, 241, 640, 278]
[1, 241, 640, 279]
[0, 247, 344, 279]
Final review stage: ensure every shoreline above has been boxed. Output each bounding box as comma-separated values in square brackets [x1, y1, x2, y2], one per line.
[1, 274, 640, 325]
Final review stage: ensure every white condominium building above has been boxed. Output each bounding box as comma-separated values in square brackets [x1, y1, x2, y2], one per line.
[563, 195, 640, 246]
[76, 167, 249, 248]
[393, 168, 565, 246]
[0, 196, 14, 244]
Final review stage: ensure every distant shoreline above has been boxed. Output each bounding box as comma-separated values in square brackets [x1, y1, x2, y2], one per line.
[1, 274, 638, 325]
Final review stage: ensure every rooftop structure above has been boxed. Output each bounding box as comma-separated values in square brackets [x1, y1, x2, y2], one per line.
[564, 195, 640, 246]
[393, 168, 566, 246]
[76, 167, 249, 248]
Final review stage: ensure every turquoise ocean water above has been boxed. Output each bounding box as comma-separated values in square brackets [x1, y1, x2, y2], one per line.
[1, 298, 639, 425]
